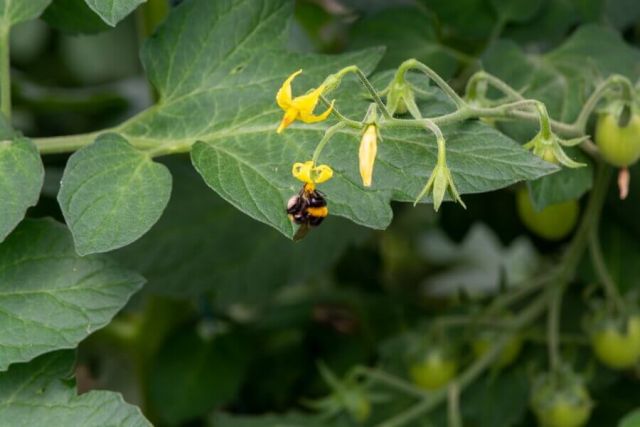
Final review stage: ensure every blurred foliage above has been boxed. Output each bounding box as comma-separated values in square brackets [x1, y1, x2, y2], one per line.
[3, 0, 640, 426]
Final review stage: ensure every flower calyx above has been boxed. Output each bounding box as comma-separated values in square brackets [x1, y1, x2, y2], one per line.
[385, 76, 420, 118]
[415, 137, 466, 211]
[523, 130, 588, 168]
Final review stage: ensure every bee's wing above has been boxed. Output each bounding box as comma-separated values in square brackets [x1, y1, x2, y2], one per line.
[293, 223, 311, 241]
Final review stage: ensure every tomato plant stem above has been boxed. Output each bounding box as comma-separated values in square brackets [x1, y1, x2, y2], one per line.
[355, 367, 427, 399]
[447, 383, 462, 427]
[0, 25, 10, 121]
[312, 121, 348, 164]
[399, 59, 467, 108]
[589, 230, 626, 312]
[547, 286, 563, 370]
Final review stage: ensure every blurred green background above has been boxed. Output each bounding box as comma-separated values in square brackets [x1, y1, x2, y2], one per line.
[14, 0, 640, 426]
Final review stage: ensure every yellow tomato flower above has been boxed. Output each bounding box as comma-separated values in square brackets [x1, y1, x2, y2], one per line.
[359, 124, 378, 187]
[276, 69, 334, 133]
[292, 160, 333, 190]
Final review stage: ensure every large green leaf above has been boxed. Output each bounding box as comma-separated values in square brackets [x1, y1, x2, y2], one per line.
[348, 6, 458, 78]
[148, 328, 251, 425]
[0, 219, 144, 371]
[0, 0, 52, 26]
[0, 351, 151, 426]
[84, 0, 145, 26]
[0, 137, 44, 242]
[108, 0, 554, 238]
[115, 159, 368, 299]
[58, 133, 172, 255]
[42, 0, 110, 34]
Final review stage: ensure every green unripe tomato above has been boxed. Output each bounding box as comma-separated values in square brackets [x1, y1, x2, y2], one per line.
[409, 349, 457, 390]
[472, 333, 523, 367]
[533, 394, 592, 427]
[342, 389, 371, 423]
[516, 187, 579, 241]
[595, 112, 640, 167]
[590, 315, 640, 370]
[531, 373, 592, 427]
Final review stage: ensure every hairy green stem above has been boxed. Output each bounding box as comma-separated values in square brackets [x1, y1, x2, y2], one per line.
[547, 287, 563, 370]
[320, 95, 362, 128]
[447, 383, 462, 427]
[573, 74, 635, 132]
[536, 102, 553, 139]
[399, 59, 466, 108]
[34, 131, 102, 154]
[338, 65, 391, 119]
[589, 228, 625, 312]
[354, 367, 427, 399]
[312, 121, 348, 164]
[0, 25, 10, 120]
[466, 71, 524, 102]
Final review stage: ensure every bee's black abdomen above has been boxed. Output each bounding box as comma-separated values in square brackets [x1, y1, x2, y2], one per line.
[308, 195, 327, 208]
[309, 216, 325, 226]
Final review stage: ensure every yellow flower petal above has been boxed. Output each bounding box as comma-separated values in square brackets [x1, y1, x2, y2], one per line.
[292, 161, 314, 183]
[311, 164, 333, 183]
[276, 69, 302, 110]
[291, 161, 334, 185]
[299, 100, 334, 124]
[359, 125, 377, 187]
[291, 85, 324, 113]
[277, 108, 298, 134]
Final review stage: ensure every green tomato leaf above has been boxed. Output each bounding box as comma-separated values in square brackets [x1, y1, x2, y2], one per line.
[619, 408, 640, 427]
[0, 136, 44, 242]
[116, 159, 368, 299]
[349, 6, 458, 78]
[484, 25, 640, 122]
[0, 219, 144, 371]
[490, 0, 542, 23]
[83, 0, 145, 26]
[0, 351, 151, 426]
[0, 0, 52, 26]
[416, 0, 497, 41]
[105, 0, 554, 239]
[462, 367, 530, 427]
[42, 0, 110, 34]
[58, 133, 172, 255]
[528, 149, 593, 210]
[148, 328, 251, 426]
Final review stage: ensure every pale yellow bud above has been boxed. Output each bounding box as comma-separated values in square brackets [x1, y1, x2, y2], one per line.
[359, 125, 378, 187]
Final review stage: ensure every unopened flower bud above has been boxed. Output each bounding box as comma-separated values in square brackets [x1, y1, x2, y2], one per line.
[359, 125, 378, 187]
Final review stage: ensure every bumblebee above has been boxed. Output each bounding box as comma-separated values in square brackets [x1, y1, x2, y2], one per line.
[287, 183, 328, 240]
